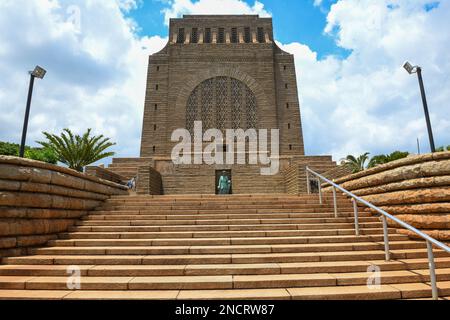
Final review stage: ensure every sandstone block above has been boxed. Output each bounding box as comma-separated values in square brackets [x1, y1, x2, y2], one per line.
[363, 188, 450, 206]
[0, 237, 16, 249]
[0, 192, 53, 208]
[0, 179, 21, 191]
[16, 234, 57, 247]
[50, 171, 85, 190]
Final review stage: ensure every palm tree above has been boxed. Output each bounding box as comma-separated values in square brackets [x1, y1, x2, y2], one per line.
[341, 152, 370, 173]
[37, 128, 116, 172]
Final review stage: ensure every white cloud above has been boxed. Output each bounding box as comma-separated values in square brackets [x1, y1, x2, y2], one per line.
[0, 0, 167, 164]
[313, 0, 323, 7]
[279, 0, 450, 160]
[161, 0, 271, 25]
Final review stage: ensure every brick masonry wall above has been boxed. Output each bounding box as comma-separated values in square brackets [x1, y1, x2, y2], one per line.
[283, 156, 337, 195]
[114, 15, 337, 195]
[0, 156, 128, 258]
[140, 15, 305, 158]
[107, 157, 154, 180]
[148, 155, 335, 195]
[284, 165, 300, 195]
[322, 152, 450, 242]
[136, 166, 163, 195]
[320, 164, 354, 181]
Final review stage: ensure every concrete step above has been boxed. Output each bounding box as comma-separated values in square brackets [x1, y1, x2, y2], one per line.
[53, 234, 407, 246]
[80, 217, 380, 228]
[178, 281, 450, 300]
[64, 228, 396, 239]
[1, 282, 449, 300]
[29, 241, 428, 256]
[103, 196, 346, 202]
[101, 201, 352, 207]
[93, 209, 359, 215]
[97, 204, 356, 211]
[1, 258, 449, 277]
[89, 211, 371, 218]
[1, 268, 450, 291]
[75, 222, 384, 231]
[4, 249, 447, 266]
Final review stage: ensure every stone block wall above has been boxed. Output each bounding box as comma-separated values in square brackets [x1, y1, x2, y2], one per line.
[323, 152, 450, 241]
[159, 163, 286, 195]
[85, 166, 128, 184]
[136, 166, 163, 195]
[140, 15, 305, 159]
[284, 156, 337, 195]
[0, 156, 128, 258]
[320, 164, 353, 181]
[284, 165, 301, 195]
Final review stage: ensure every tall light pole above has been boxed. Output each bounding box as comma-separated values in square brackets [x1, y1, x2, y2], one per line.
[19, 66, 47, 158]
[403, 61, 436, 153]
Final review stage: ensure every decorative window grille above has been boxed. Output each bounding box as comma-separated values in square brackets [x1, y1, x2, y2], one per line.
[215, 77, 227, 131]
[177, 28, 185, 43]
[231, 78, 242, 129]
[257, 27, 264, 43]
[204, 28, 211, 43]
[231, 28, 238, 43]
[218, 28, 225, 43]
[245, 86, 257, 129]
[201, 78, 214, 131]
[191, 28, 198, 43]
[244, 27, 251, 43]
[186, 91, 197, 133]
[186, 77, 258, 135]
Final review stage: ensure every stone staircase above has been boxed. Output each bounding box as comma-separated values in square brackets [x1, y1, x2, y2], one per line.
[0, 194, 449, 300]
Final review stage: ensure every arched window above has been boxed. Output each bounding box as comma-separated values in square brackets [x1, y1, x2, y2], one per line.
[186, 76, 258, 134]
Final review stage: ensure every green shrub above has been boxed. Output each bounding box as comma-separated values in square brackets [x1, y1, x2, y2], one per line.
[0, 141, 58, 164]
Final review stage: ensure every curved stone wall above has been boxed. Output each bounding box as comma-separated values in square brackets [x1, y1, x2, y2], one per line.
[0, 156, 128, 257]
[324, 152, 450, 241]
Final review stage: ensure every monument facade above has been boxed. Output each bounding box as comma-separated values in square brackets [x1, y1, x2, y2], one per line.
[109, 15, 336, 194]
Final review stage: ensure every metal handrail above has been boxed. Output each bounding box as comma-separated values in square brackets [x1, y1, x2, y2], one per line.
[306, 166, 450, 300]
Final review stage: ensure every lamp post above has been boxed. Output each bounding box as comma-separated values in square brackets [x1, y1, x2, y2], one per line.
[403, 61, 436, 153]
[19, 66, 47, 158]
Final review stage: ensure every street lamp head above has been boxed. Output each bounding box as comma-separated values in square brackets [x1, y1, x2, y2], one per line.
[403, 61, 418, 74]
[30, 66, 47, 79]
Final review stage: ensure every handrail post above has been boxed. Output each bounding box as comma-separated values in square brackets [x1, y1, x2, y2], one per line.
[306, 168, 311, 194]
[382, 215, 390, 261]
[318, 178, 323, 205]
[426, 240, 438, 300]
[332, 186, 338, 218]
[352, 198, 359, 236]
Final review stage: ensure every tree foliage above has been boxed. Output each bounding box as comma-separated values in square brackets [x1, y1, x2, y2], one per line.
[0, 141, 58, 164]
[436, 145, 450, 152]
[37, 128, 116, 172]
[368, 151, 409, 168]
[341, 150, 411, 173]
[340, 152, 370, 173]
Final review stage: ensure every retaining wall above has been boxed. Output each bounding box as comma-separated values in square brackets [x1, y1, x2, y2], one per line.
[0, 156, 128, 257]
[323, 152, 450, 241]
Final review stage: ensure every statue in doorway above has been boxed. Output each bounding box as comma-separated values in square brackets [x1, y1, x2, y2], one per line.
[218, 171, 231, 194]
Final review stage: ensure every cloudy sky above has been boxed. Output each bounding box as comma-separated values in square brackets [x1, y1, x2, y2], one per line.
[0, 0, 449, 164]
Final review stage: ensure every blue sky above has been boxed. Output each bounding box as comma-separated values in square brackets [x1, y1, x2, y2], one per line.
[128, 0, 350, 59]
